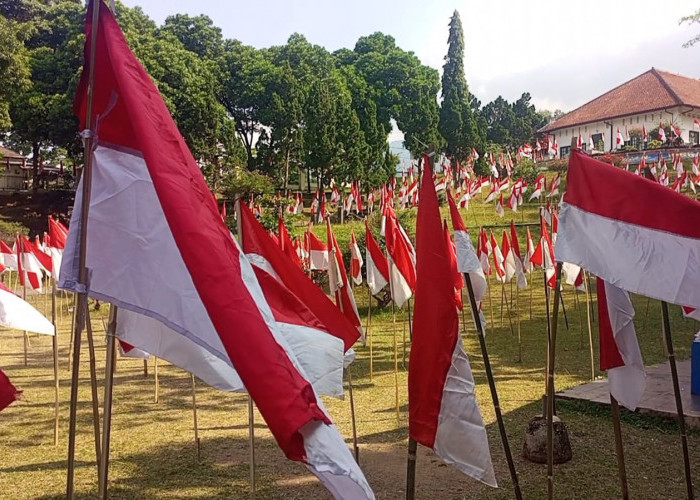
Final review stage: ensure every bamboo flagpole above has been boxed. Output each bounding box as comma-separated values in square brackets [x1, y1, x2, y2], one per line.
[405, 437, 418, 500]
[584, 271, 595, 380]
[660, 301, 694, 500]
[85, 313, 102, 470]
[66, 0, 102, 495]
[191, 374, 201, 459]
[234, 196, 257, 497]
[464, 272, 523, 500]
[51, 279, 59, 446]
[98, 305, 117, 500]
[154, 356, 159, 403]
[366, 286, 373, 382]
[19, 234, 28, 367]
[610, 394, 630, 500]
[347, 367, 360, 462]
[546, 263, 563, 500]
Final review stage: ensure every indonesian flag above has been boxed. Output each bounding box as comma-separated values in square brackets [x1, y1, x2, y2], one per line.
[278, 217, 302, 268]
[625, 126, 630, 142]
[642, 124, 647, 142]
[47, 216, 68, 279]
[671, 123, 681, 138]
[408, 155, 496, 487]
[658, 123, 666, 142]
[306, 229, 329, 271]
[484, 183, 498, 203]
[509, 221, 528, 288]
[0, 369, 22, 413]
[0, 240, 17, 270]
[472, 147, 479, 161]
[495, 194, 504, 218]
[0, 282, 54, 335]
[523, 227, 535, 273]
[577, 134, 583, 148]
[477, 228, 491, 275]
[508, 190, 518, 212]
[547, 173, 561, 198]
[385, 210, 416, 307]
[326, 221, 364, 342]
[530, 217, 555, 287]
[694, 119, 700, 130]
[349, 231, 363, 286]
[118, 339, 150, 359]
[490, 231, 506, 283]
[588, 134, 594, 151]
[597, 278, 645, 411]
[446, 190, 487, 301]
[529, 173, 546, 201]
[364, 221, 389, 295]
[501, 231, 516, 283]
[556, 149, 700, 309]
[16, 235, 42, 291]
[61, 5, 373, 497]
[443, 220, 464, 310]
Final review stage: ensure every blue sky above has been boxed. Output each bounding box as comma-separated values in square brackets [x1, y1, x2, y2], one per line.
[122, 0, 700, 113]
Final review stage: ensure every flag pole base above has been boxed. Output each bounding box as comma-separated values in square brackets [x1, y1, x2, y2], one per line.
[522, 414, 572, 464]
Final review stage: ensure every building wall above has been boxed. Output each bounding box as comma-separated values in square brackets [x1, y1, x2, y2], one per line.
[548, 105, 700, 156]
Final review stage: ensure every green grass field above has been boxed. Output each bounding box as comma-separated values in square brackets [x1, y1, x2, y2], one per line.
[1, 184, 700, 499]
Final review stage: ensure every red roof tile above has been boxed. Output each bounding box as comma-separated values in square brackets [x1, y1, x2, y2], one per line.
[540, 68, 700, 132]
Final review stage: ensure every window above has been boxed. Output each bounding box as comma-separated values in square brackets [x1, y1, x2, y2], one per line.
[690, 130, 699, 145]
[560, 146, 571, 158]
[637, 116, 640, 124]
[592, 133, 603, 151]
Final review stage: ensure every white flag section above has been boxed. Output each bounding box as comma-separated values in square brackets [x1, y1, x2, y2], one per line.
[61, 5, 373, 498]
[0, 283, 54, 335]
[365, 222, 389, 295]
[597, 279, 645, 411]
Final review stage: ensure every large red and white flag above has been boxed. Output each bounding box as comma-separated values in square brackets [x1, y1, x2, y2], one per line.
[409, 156, 496, 487]
[597, 278, 645, 411]
[0, 282, 54, 335]
[385, 209, 416, 307]
[60, 6, 373, 497]
[349, 230, 363, 286]
[364, 221, 389, 295]
[326, 220, 364, 342]
[556, 150, 700, 308]
[446, 190, 487, 301]
[306, 229, 329, 271]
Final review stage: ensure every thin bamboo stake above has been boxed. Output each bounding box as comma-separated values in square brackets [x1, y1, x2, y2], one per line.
[406, 437, 418, 500]
[347, 367, 360, 462]
[143, 359, 148, 377]
[464, 273, 523, 500]
[52, 280, 59, 446]
[488, 277, 494, 331]
[366, 288, 373, 382]
[67, 1, 102, 493]
[68, 292, 77, 370]
[584, 274, 595, 380]
[516, 285, 522, 363]
[529, 277, 533, 320]
[85, 314, 102, 472]
[546, 263, 563, 500]
[392, 299, 399, 424]
[610, 395, 629, 500]
[247, 395, 255, 499]
[559, 288, 569, 330]
[499, 281, 505, 327]
[154, 356, 159, 403]
[192, 374, 201, 460]
[20, 235, 28, 367]
[660, 301, 694, 500]
[501, 283, 516, 337]
[97, 305, 117, 500]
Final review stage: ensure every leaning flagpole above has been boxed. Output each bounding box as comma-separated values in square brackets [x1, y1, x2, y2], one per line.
[98, 304, 117, 500]
[464, 272, 523, 500]
[51, 279, 59, 446]
[660, 301, 694, 500]
[66, 0, 102, 496]
[546, 263, 563, 500]
[234, 196, 257, 499]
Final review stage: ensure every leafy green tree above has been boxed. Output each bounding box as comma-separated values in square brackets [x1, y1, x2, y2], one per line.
[160, 14, 223, 59]
[439, 10, 480, 162]
[681, 9, 700, 47]
[0, 15, 30, 131]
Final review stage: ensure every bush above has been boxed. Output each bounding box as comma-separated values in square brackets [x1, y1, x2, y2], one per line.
[512, 158, 539, 183]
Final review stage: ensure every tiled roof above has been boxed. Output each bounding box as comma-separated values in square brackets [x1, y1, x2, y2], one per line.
[0, 146, 26, 161]
[540, 68, 700, 132]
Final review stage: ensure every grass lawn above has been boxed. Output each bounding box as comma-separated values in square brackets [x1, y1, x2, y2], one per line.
[1, 183, 700, 499]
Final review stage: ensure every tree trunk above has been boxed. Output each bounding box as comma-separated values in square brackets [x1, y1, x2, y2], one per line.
[32, 142, 40, 191]
[283, 147, 290, 193]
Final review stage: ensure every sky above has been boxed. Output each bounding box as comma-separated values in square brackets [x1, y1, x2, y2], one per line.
[122, 0, 700, 122]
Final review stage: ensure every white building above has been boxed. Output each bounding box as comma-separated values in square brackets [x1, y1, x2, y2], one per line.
[540, 68, 700, 157]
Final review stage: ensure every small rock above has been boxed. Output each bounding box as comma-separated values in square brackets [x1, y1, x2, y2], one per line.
[522, 414, 572, 464]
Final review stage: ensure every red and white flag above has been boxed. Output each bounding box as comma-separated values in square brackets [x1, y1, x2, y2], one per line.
[0, 369, 21, 413]
[529, 173, 546, 201]
[60, 6, 373, 497]
[509, 221, 528, 288]
[616, 128, 623, 146]
[547, 173, 561, 198]
[443, 220, 464, 310]
[556, 149, 700, 308]
[385, 209, 416, 307]
[597, 278, 645, 411]
[349, 231, 363, 286]
[16, 235, 43, 291]
[0, 282, 54, 335]
[495, 194, 504, 218]
[523, 227, 536, 274]
[490, 231, 506, 283]
[0, 241, 17, 270]
[447, 190, 487, 301]
[409, 156, 496, 487]
[306, 229, 329, 271]
[658, 123, 666, 142]
[327, 221, 363, 342]
[364, 221, 389, 295]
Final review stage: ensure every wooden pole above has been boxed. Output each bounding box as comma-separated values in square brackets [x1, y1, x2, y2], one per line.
[529, 276, 533, 320]
[143, 359, 148, 377]
[660, 301, 694, 500]
[405, 437, 418, 500]
[52, 280, 59, 446]
[501, 283, 516, 337]
[464, 273, 523, 500]
[85, 314, 102, 472]
[247, 395, 255, 499]
[67, 0, 101, 495]
[234, 196, 256, 498]
[347, 367, 360, 462]
[610, 395, 630, 500]
[97, 305, 117, 500]
[559, 288, 569, 330]
[516, 285, 522, 363]
[546, 263, 563, 500]
[392, 299, 399, 424]
[584, 273, 595, 380]
[68, 292, 77, 370]
[366, 287, 373, 382]
[154, 356, 159, 403]
[192, 374, 201, 460]
[20, 234, 28, 367]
